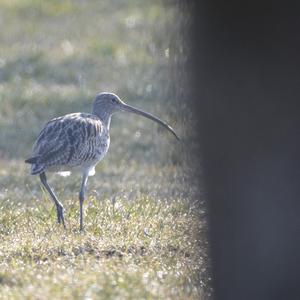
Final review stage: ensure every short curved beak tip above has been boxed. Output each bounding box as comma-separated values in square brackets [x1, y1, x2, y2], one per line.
[168, 126, 180, 141]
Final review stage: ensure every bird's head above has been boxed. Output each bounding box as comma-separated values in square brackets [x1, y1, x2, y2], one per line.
[92, 92, 179, 140]
[93, 92, 124, 115]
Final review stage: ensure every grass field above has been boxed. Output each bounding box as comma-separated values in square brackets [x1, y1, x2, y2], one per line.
[0, 1, 211, 299]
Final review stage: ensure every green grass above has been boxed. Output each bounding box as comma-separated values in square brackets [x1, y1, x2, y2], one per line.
[0, 193, 205, 299]
[0, 0, 210, 299]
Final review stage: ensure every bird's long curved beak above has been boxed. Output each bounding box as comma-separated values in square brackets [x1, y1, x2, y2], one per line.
[120, 103, 179, 140]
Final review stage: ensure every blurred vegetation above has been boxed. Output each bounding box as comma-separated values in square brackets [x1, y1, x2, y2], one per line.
[0, 0, 210, 299]
[0, 0, 194, 163]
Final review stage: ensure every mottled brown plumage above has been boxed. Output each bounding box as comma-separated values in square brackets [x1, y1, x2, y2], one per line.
[25, 92, 178, 230]
[28, 113, 107, 175]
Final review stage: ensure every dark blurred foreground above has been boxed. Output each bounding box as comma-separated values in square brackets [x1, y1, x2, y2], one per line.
[190, 4, 300, 300]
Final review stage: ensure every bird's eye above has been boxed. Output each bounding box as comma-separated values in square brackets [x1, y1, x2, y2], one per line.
[111, 98, 117, 103]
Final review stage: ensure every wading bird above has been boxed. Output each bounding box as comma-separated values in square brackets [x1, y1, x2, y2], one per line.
[25, 92, 179, 230]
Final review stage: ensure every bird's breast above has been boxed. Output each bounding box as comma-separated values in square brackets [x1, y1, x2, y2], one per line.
[95, 131, 110, 160]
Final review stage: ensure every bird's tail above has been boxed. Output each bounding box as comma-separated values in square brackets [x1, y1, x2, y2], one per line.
[25, 156, 45, 175]
[25, 156, 39, 164]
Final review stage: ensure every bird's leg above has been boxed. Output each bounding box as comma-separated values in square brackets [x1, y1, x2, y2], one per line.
[79, 171, 89, 231]
[39, 172, 66, 229]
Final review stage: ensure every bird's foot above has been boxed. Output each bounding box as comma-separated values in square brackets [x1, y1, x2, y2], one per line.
[79, 224, 84, 232]
[57, 206, 66, 229]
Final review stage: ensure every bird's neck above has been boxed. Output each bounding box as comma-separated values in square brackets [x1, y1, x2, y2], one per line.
[94, 110, 112, 129]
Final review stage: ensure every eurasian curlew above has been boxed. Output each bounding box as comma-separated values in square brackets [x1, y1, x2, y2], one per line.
[25, 92, 179, 230]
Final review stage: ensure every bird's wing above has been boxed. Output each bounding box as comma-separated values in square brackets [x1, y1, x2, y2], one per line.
[30, 113, 103, 167]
